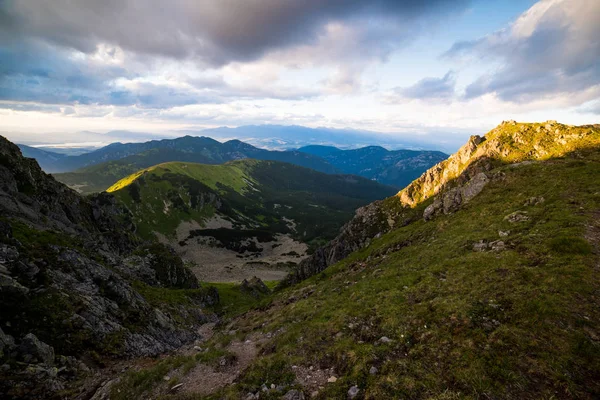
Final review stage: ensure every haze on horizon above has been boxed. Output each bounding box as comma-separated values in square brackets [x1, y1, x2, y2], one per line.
[0, 0, 599, 147]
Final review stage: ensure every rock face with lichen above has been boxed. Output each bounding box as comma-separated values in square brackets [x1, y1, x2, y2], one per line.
[290, 121, 600, 284]
[0, 135, 218, 399]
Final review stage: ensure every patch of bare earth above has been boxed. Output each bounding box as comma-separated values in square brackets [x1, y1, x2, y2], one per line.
[292, 365, 337, 397]
[178, 333, 267, 396]
[159, 216, 308, 282]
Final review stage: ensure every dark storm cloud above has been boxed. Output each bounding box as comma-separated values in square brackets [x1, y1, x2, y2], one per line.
[444, 0, 600, 103]
[0, 0, 470, 66]
[0, 41, 128, 104]
[394, 71, 456, 101]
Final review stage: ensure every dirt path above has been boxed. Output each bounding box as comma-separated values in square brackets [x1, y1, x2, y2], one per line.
[178, 335, 264, 396]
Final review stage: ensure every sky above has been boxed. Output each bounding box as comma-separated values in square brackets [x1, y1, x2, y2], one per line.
[0, 0, 599, 147]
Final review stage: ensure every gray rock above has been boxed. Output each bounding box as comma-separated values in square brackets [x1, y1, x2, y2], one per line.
[0, 220, 12, 240]
[524, 196, 545, 206]
[473, 240, 506, 252]
[0, 327, 15, 358]
[282, 389, 305, 400]
[490, 241, 506, 251]
[0, 271, 29, 296]
[423, 172, 489, 221]
[369, 366, 378, 375]
[241, 276, 270, 298]
[348, 385, 360, 399]
[473, 241, 488, 252]
[504, 211, 530, 223]
[0, 244, 19, 264]
[18, 333, 55, 366]
[89, 378, 120, 400]
[423, 203, 437, 221]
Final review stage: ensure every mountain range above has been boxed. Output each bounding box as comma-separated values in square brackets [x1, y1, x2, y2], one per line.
[19, 136, 447, 193]
[297, 145, 447, 188]
[18, 136, 339, 174]
[10, 124, 463, 153]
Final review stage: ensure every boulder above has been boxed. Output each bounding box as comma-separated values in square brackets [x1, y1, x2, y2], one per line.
[0, 221, 12, 240]
[523, 196, 545, 206]
[18, 334, 55, 366]
[241, 276, 270, 298]
[0, 328, 15, 358]
[348, 386, 360, 399]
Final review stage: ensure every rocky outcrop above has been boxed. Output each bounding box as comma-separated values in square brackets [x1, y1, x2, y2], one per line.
[122, 243, 200, 289]
[241, 276, 270, 298]
[398, 121, 598, 210]
[398, 135, 487, 207]
[18, 334, 55, 366]
[0, 135, 219, 399]
[423, 171, 490, 220]
[284, 197, 412, 285]
[0, 135, 137, 254]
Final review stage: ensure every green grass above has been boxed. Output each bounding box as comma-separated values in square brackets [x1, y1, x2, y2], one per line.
[206, 282, 272, 318]
[132, 282, 210, 307]
[201, 150, 600, 399]
[107, 161, 254, 195]
[108, 158, 396, 242]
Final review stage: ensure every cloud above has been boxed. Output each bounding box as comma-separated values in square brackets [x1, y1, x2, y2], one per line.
[0, 39, 320, 110]
[391, 71, 456, 102]
[577, 100, 600, 115]
[444, 0, 600, 104]
[0, 0, 471, 110]
[0, 0, 470, 67]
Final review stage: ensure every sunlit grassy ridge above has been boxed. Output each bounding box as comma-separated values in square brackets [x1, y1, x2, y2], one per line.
[106, 168, 149, 192]
[107, 160, 256, 194]
[398, 121, 600, 207]
[109, 159, 397, 242]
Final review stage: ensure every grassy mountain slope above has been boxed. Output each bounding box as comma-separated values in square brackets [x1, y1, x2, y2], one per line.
[45, 136, 340, 193]
[114, 122, 600, 399]
[108, 159, 397, 245]
[54, 147, 225, 194]
[298, 145, 447, 188]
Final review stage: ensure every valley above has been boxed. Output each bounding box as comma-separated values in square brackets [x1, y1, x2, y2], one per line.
[1, 121, 600, 399]
[106, 159, 396, 283]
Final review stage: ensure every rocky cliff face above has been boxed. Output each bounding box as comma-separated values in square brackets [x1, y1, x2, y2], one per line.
[0, 135, 217, 399]
[290, 121, 600, 283]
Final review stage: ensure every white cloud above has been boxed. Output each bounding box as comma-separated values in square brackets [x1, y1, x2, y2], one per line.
[445, 0, 600, 105]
